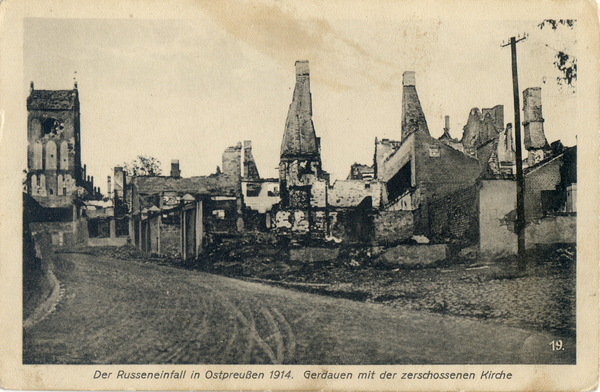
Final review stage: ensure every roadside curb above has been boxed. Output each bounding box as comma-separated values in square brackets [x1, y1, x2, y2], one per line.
[23, 261, 61, 330]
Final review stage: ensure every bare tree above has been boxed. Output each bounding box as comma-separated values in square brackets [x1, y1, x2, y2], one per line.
[123, 155, 163, 177]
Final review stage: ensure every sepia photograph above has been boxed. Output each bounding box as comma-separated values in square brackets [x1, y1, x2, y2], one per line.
[1, 0, 598, 390]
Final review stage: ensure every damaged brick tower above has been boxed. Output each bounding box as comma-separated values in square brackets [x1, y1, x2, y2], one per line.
[279, 61, 325, 209]
[26, 81, 93, 207]
[522, 87, 550, 165]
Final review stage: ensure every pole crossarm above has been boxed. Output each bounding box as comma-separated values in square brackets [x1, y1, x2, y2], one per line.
[501, 34, 528, 48]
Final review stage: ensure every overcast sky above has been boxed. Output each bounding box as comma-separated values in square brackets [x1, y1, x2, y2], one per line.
[24, 3, 578, 188]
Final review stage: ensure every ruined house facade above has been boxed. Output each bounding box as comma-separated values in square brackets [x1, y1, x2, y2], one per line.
[128, 144, 243, 256]
[373, 72, 484, 240]
[241, 141, 280, 230]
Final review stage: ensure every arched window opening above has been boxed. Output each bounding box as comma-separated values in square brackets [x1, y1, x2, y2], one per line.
[30, 119, 41, 139]
[60, 141, 69, 170]
[33, 142, 43, 170]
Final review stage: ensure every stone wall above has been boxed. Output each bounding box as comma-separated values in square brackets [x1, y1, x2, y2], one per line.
[29, 218, 88, 247]
[328, 180, 381, 209]
[525, 215, 576, 247]
[328, 209, 374, 243]
[428, 183, 480, 246]
[479, 180, 517, 255]
[373, 210, 414, 245]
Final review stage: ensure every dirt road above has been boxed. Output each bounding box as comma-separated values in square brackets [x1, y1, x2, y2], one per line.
[23, 252, 575, 364]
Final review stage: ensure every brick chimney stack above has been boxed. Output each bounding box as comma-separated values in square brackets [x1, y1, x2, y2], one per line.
[403, 71, 416, 86]
[170, 159, 181, 178]
[243, 140, 260, 180]
[107, 176, 112, 198]
[444, 115, 450, 131]
[114, 167, 126, 200]
[401, 71, 429, 142]
[522, 87, 549, 165]
[295, 60, 309, 77]
[280, 60, 320, 162]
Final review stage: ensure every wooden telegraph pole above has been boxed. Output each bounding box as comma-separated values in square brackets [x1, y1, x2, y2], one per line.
[502, 34, 527, 270]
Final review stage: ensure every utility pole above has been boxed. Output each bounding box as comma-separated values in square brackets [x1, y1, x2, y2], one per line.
[502, 34, 527, 270]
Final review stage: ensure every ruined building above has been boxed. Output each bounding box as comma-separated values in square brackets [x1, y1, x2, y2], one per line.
[275, 61, 329, 236]
[375, 72, 482, 215]
[279, 61, 328, 208]
[459, 105, 504, 157]
[347, 163, 375, 181]
[241, 141, 280, 229]
[26, 82, 94, 205]
[25, 82, 93, 246]
[129, 144, 244, 257]
[436, 105, 516, 179]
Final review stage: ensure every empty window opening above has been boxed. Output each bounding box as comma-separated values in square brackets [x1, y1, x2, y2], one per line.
[42, 118, 64, 136]
[212, 209, 226, 219]
[386, 161, 412, 202]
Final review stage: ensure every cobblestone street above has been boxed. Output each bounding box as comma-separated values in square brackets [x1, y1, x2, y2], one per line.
[23, 251, 575, 364]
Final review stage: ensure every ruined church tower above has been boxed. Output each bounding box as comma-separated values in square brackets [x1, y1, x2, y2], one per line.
[26, 82, 88, 207]
[279, 61, 324, 206]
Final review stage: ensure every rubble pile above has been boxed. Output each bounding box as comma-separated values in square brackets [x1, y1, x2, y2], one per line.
[193, 243, 576, 335]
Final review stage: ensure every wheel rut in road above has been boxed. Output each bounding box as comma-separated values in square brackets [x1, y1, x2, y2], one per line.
[23, 252, 576, 365]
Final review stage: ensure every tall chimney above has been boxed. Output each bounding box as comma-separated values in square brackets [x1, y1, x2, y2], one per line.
[243, 141, 260, 180]
[170, 159, 181, 178]
[522, 87, 548, 150]
[296, 60, 309, 77]
[107, 176, 112, 198]
[444, 115, 450, 131]
[114, 167, 125, 200]
[403, 71, 416, 86]
[280, 60, 320, 161]
[401, 71, 429, 142]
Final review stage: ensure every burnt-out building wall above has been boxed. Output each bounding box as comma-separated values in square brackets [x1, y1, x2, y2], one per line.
[524, 146, 576, 221]
[412, 132, 481, 203]
[427, 182, 480, 247]
[373, 210, 414, 245]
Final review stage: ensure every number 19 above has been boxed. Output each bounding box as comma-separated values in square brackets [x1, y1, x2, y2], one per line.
[550, 340, 563, 351]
